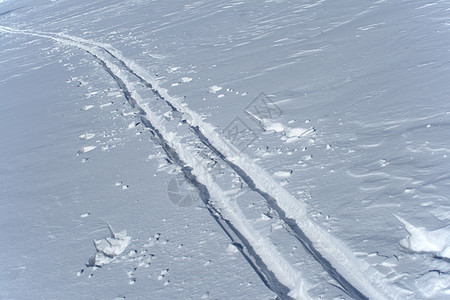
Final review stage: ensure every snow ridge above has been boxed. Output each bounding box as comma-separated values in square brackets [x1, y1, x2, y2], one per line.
[0, 26, 409, 299]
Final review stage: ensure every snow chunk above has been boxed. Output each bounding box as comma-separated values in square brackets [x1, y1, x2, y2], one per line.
[266, 121, 284, 133]
[227, 243, 239, 254]
[87, 224, 131, 267]
[395, 215, 450, 259]
[285, 127, 311, 138]
[181, 77, 192, 82]
[99, 102, 113, 108]
[246, 110, 314, 140]
[77, 146, 96, 154]
[209, 85, 222, 93]
[79, 133, 95, 140]
[274, 170, 293, 178]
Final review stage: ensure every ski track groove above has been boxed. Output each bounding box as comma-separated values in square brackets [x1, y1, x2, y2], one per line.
[0, 26, 411, 300]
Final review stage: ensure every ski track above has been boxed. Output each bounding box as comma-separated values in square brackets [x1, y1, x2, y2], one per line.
[0, 26, 410, 299]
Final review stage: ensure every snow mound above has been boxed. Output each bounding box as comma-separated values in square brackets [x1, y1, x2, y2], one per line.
[87, 223, 131, 267]
[395, 215, 450, 259]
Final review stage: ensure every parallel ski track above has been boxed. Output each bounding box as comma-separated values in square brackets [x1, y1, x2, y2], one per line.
[0, 26, 311, 300]
[94, 51, 294, 300]
[114, 67, 294, 299]
[97, 43, 368, 300]
[1, 26, 410, 300]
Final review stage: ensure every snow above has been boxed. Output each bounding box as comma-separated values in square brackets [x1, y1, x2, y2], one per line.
[395, 215, 450, 260]
[209, 85, 222, 93]
[416, 271, 450, 299]
[88, 224, 132, 267]
[77, 145, 97, 154]
[1, 0, 449, 299]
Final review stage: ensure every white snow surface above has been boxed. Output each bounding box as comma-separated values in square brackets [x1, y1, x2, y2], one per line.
[1, 0, 450, 299]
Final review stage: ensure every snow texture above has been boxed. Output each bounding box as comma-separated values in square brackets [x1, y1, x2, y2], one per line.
[1, 0, 449, 299]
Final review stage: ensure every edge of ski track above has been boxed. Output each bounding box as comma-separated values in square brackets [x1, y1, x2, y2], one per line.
[1, 25, 410, 299]
[0, 26, 312, 300]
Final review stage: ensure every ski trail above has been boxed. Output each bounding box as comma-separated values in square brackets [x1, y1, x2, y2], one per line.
[0, 25, 411, 299]
[94, 47, 409, 300]
[42, 32, 404, 299]
[0, 26, 310, 300]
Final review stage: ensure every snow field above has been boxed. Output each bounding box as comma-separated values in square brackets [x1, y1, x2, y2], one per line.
[2, 25, 414, 299]
[2, 0, 450, 298]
